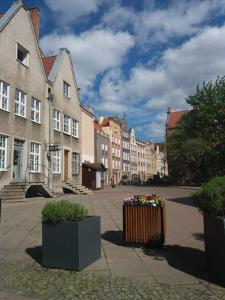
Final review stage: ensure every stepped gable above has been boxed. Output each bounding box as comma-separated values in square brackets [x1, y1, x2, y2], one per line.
[42, 55, 57, 77]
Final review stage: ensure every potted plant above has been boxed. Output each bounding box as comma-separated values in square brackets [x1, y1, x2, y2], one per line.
[42, 200, 101, 271]
[193, 176, 225, 284]
[123, 194, 166, 245]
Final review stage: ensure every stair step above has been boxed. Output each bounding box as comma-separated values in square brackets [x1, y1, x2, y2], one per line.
[0, 195, 25, 200]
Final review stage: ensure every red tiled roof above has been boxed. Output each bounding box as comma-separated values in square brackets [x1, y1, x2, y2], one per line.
[42, 55, 57, 77]
[94, 120, 102, 131]
[168, 110, 191, 129]
[0, 13, 4, 19]
[101, 118, 110, 127]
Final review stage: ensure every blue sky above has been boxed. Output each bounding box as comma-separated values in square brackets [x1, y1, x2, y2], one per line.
[3, 0, 225, 142]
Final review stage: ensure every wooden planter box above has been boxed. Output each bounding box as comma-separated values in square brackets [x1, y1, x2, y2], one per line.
[123, 205, 166, 245]
[42, 216, 101, 271]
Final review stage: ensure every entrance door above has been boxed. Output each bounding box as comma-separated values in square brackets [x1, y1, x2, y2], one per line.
[13, 139, 24, 181]
[64, 150, 69, 180]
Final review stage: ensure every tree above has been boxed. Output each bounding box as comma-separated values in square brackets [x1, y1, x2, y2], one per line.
[167, 77, 225, 183]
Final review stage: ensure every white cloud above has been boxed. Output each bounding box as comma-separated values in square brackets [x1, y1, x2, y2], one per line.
[40, 29, 134, 89]
[103, 0, 225, 44]
[98, 24, 225, 139]
[44, 0, 104, 25]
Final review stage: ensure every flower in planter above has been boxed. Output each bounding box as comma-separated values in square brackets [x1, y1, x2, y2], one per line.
[123, 194, 164, 207]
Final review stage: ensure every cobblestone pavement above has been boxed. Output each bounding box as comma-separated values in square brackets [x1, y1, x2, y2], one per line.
[0, 185, 225, 299]
[0, 264, 221, 299]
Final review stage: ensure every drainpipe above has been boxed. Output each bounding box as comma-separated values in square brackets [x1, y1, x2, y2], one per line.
[47, 88, 53, 190]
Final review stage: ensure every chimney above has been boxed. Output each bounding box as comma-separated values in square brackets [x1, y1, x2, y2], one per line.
[30, 7, 40, 39]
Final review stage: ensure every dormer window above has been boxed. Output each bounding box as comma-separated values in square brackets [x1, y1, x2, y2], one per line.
[17, 43, 29, 67]
[63, 81, 70, 97]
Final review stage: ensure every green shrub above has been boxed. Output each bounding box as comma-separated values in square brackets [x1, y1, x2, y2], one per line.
[193, 176, 225, 216]
[42, 200, 88, 223]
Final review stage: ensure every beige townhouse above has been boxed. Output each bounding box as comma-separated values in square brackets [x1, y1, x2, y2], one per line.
[0, 2, 47, 193]
[136, 139, 146, 181]
[0, 1, 84, 200]
[43, 48, 82, 192]
[129, 128, 138, 181]
[99, 117, 122, 184]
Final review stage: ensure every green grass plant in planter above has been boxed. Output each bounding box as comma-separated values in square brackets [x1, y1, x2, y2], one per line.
[42, 200, 88, 223]
[193, 176, 225, 286]
[42, 200, 101, 271]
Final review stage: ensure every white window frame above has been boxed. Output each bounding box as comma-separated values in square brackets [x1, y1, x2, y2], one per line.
[71, 119, 79, 138]
[0, 135, 7, 171]
[63, 81, 70, 97]
[17, 43, 29, 67]
[0, 80, 9, 111]
[72, 152, 79, 175]
[30, 142, 41, 173]
[53, 109, 61, 131]
[52, 150, 61, 174]
[63, 115, 71, 135]
[31, 98, 41, 123]
[15, 89, 26, 118]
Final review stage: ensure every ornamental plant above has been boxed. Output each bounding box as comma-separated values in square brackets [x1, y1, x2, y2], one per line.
[42, 200, 88, 223]
[193, 176, 225, 217]
[123, 194, 164, 207]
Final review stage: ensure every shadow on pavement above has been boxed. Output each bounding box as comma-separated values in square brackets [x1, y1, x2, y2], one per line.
[167, 196, 195, 207]
[26, 246, 42, 265]
[144, 245, 224, 287]
[101, 230, 124, 246]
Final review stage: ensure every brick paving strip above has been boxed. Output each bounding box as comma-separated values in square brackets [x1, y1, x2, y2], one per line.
[0, 186, 225, 299]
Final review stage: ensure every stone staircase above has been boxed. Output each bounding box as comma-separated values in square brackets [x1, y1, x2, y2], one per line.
[0, 182, 53, 203]
[62, 181, 92, 195]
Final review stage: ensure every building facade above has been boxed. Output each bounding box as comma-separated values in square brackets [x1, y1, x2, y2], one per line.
[94, 120, 110, 184]
[0, 1, 82, 195]
[99, 117, 122, 184]
[81, 105, 95, 163]
[129, 128, 138, 181]
[136, 139, 146, 181]
[120, 116, 130, 180]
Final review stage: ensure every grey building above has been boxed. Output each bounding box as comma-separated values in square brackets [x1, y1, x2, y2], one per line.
[120, 114, 131, 180]
[94, 120, 110, 184]
[0, 1, 85, 200]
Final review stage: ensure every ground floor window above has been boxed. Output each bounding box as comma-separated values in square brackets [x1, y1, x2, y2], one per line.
[72, 152, 79, 175]
[30, 143, 41, 173]
[52, 151, 61, 173]
[0, 136, 7, 171]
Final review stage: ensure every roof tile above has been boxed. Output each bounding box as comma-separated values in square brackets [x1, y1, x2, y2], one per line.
[168, 110, 191, 129]
[42, 55, 57, 77]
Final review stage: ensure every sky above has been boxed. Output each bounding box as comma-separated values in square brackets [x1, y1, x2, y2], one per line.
[2, 0, 225, 142]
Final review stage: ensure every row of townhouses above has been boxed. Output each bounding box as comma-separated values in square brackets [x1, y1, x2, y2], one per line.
[0, 1, 167, 201]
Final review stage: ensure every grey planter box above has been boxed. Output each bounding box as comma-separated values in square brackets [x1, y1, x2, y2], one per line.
[42, 216, 101, 271]
[204, 213, 225, 285]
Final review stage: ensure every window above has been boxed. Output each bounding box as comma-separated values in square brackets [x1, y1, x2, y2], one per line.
[31, 98, 41, 123]
[0, 81, 9, 111]
[15, 89, 26, 117]
[72, 152, 79, 175]
[52, 151, 61, 173]
[30, 143, 40, 173]
[63, 115, 71, 135]
[0, 136, 7, 171]
[105, 158, 108, 168]
[71, 119, 79, 138]
[17, 43, 29, 66]
[102, 157, 105, 165]
[105, 144, 108, 152]
[63, 81, 70, 97]
[53, 109, 61, 131]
